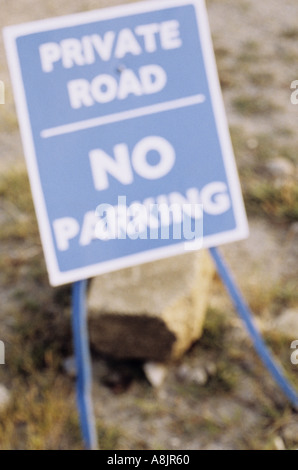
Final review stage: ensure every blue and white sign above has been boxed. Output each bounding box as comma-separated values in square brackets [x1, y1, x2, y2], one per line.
[4, 0, 248, 286]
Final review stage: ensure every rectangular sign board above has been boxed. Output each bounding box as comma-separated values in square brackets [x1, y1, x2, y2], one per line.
[4, 0, 248, 286]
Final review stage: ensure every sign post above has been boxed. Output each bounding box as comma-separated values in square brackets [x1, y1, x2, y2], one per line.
[72, 280, 97, 450]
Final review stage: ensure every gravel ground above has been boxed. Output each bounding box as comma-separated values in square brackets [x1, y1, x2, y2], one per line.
[0, 0, 297, 450]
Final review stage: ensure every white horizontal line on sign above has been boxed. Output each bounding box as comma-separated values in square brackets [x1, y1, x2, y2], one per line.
[40, 94, 206, 139]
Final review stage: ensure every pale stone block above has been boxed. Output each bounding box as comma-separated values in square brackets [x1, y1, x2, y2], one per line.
[88, 250, 214, 361]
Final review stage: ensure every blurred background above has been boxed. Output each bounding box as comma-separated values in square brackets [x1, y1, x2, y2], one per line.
[0, 0, 297, 450]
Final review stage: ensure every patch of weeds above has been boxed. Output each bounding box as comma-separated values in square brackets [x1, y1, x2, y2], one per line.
[280, 50, 298, 64]
[248, 71, 275, 88]
[231, 129, 298, 221]
[244, 180, 298, 222]
[231, 128, 279, 167]
[281, 28, 298, 40]
[96, 422, 122, 450]
[263, 331, 298, 389]
[0, 379, 82, 450]
[199, 307, 229, 351]
[200, 417, 223, 438]
[276, 127, 294, 139]
[271, 280, 298, 312]
[207, 361, 239, 394]
[178, 308, 240, 397]
[214, 45, 230, 59]
[27, 255, 48, 284]
[22, 297, 40, 313]
[0, 214, 37, 242]
[241, 405, 291, 450]
[133, 439, 150, 450]
[0, 255, 21, 286]
[13, 288, 27, 301]
[241, 279, 298, 318]
[9, 302, 72, 377]
[230, 128, 296, 172]
[0, 168, 34, 215]
[260, 402, 286, 422]
[278, 144, 298, 165]
[237, 40, 260, 64]
[242, 433, 274, 451]
[0, 168, 38, 242]
[170, 415, 222, 440]
[233, 95, 281, 116]
[254, 134, 278, 161]
[53, 285, 72, 307]
[244, 282, 277, 316]
[173, 359, 238, 399]
[134, 398, 165, 420]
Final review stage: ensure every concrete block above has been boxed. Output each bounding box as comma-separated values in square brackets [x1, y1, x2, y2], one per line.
[88, 250, 214, 361]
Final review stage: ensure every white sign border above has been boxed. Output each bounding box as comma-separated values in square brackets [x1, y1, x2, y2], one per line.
[3, 0, 249, 286]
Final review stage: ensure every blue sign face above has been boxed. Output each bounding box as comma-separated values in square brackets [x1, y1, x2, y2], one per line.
[4, 0, 248, 286]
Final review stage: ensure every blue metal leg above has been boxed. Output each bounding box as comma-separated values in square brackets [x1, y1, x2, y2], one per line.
[209, 247, 298, 409]
[72, 280, 98, 450]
